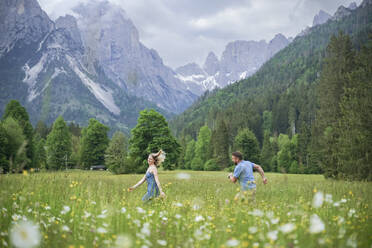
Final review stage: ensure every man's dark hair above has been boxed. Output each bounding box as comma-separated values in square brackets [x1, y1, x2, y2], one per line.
[232, 151, 243, 160]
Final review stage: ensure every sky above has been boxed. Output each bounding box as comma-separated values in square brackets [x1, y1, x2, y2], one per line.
[38, 0, 362, 69]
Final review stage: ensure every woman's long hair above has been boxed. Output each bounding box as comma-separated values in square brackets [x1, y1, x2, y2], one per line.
[151, 150, 166, 166]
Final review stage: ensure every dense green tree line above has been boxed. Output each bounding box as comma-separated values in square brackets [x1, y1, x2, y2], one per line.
[0, 101, 180, 174]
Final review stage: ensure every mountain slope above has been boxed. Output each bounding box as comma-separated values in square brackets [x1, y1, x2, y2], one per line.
[170, 0, 372, 141]
[0, 0, 171, 133]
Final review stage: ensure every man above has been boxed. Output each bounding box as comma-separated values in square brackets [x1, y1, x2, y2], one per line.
[228, 151, 267, 202]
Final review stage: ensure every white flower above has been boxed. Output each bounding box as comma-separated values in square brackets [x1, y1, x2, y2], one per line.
[175, 214, 182, 219]
[97, 227, 107, 234]
[121, 207, 127, 213]
[176, 173, 191, 180]
[44, 206, 51, 210]
[340, 198, 347, 203]
[61, 206, 70, 215]
[136, 207, 145, 214]
[267, 230, 278, 241]
[248, 226, 258, 234]
[312, 191, 324, 208]
[174, 202, 183, 207]
[10, 221, 41, 248]
[195, 215, 204, 222]
[98, 209, 107, 218]
[325, 194, 333, 203]
[226, 239, 240, 247]
[270, 218, 279, 225]
[83, 211, 91, 218]
[309, 214, 325, 234]
[61, 225, 70, 232]
[348, 209, 356, 217]
[157, 240, 167, 246]
[346, 234, 357, 248]
[248, 209, 264, 217]
[141, 223, 150, 236]
[279, 223, 295, 233]
[333, 202, 340, 207]
[114, 234, 132, 248]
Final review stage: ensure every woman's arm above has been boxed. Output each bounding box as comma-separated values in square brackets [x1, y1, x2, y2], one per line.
[129, 175, 146, 191]
[153, 169, 165, 197]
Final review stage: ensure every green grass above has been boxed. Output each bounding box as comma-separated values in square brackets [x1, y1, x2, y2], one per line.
[0, 170, 371, 248]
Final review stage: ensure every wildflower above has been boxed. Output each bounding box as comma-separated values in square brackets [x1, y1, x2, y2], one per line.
[96, 227, 107, 234]
[226, 239, 240, 247]
[136, 207, 145, 214]
[248, 226, 258, 234]
[62, 225, 70, 232]
[175, 214, 182, 219]
[309, 214, 325, 234]
[279, 223, 295, 233]
[121, 207, 127, 213]
[312, 191, 324, 208]
[157, 240, 167, 246]
[61, 206, 71, 215]
[10, 220, 40, 248]
[114, 234, 132, 248]
[325, 194, 333, 203]
[195, 215, 204, 222]
[267, 230, 278, 241]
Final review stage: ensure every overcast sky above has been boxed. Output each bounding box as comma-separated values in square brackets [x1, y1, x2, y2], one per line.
[39, 0, 361, 69]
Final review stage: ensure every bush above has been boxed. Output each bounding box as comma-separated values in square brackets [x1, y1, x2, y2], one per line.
[204, 159, 219, 171]
[191, 157, 204, 171]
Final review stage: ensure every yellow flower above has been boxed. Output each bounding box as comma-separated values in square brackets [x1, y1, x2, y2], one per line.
[313, 188, 317, 193]
[22, 170, 28, 176]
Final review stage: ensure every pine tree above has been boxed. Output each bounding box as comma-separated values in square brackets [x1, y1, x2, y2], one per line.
[129, 109, 180, 173]
[210, 118, 230, 169]
[105, 131, 130, 174]
[234, 128, 260, 163]
[46, 116, 72, 170]
[194, 125, 211, 167]
[0, 123, 9, 173]
[34, 134, 46, 170]
[3, 100, 34, 169]
[313, 32, 356, 178]
[261, 131, 273, 171]
[80, 119, 109, 169]
[184, 139, 196, 169]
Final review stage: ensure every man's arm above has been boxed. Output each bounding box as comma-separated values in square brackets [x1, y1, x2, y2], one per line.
[253, 164, 268, 184]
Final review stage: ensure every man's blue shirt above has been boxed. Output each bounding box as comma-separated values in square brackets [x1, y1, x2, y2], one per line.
[233, 160, 256, 190]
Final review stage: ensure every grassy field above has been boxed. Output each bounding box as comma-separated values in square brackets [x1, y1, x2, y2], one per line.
[0, 170, 371, 248]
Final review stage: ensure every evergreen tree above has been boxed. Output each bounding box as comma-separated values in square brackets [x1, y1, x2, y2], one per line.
[80, 119, 109, 169]
[34, 134, 46, 170]
[3, 100, 34, 169]
[105, 131, 130, 174]
[184, 139, 196, 169]
[46, 116, 72, 170]
[34, 121, 49, 139]
[337, 34, 372, 180]
[313, 32, 356, 178]
[261, 131, 273, 171]
[3, 117, 28, 172]
[234, 128, 260, 163]
[70, 135, 81, 168]
[194, 125, 211, 166]
[0, 123, 9, 173]
[210, 118, 230, 169]
[129, 109, 180, 173]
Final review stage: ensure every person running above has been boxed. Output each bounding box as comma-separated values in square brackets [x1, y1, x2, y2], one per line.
[228, 151, 268, 202]
[129, 150, 166, 201]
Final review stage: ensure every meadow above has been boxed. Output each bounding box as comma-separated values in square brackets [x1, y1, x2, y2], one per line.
[0, 170, 371, 248]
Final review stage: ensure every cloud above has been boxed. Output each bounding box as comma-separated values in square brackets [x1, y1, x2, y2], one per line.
[38, 0, 362, 68]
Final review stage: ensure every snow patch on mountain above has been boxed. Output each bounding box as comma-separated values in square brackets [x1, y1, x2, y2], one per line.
[66, 55, 120, 115]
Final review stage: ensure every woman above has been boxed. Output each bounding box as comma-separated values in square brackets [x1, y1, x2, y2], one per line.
[128, 150, 166, 201]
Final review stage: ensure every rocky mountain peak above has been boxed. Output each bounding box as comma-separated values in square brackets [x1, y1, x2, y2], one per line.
[332, 5, 352, 21]
[203, 52, 220, 76]
[0, 0, 53, 57]
[176, 63, 205, 76]
[312, 10, 332, 26]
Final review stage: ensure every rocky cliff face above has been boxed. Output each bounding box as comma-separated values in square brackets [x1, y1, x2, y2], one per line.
[72, 1, 196, 113]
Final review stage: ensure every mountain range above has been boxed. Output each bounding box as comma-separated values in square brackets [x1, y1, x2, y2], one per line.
[0, 0, 362, 132]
